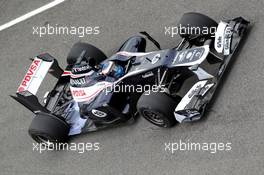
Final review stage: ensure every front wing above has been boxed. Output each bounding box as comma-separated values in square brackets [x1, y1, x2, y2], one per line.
[174, 17, 249, 123]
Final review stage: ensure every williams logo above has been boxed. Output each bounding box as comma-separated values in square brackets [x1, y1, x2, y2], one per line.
[92, 109, 107, 118]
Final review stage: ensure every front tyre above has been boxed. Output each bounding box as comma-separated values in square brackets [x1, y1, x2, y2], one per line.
[178, 12, 218, 45]
[137, 92, 181, 128]
[28, 113, 70, 147]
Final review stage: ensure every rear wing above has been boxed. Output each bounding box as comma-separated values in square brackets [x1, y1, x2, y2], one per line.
[17, 53, 63, 94]
[11, 53, 63, 114]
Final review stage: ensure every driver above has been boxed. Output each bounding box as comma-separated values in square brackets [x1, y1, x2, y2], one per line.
[101, 61, 124, 79]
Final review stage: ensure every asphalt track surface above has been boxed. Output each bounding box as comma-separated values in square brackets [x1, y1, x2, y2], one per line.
[0, 0, 264, 175]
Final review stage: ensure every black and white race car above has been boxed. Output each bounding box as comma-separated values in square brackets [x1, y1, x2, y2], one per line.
[11, 12, 249, 145]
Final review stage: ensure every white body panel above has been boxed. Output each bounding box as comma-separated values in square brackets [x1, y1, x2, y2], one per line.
[17, 58, 53, 95]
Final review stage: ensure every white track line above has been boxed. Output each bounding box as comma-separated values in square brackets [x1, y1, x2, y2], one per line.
[0, 0, 66, 31]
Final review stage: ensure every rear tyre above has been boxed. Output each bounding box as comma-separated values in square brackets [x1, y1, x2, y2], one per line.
[137, 91, 181, 128]
[28, 113, 70, 147]
[67, 42, 107, 65]
[118, 36, 146, 52]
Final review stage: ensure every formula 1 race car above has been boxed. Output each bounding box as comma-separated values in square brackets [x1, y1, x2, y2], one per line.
[11, 12, 249, 145]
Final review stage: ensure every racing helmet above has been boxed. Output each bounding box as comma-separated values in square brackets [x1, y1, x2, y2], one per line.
[101, 61, 124, 78]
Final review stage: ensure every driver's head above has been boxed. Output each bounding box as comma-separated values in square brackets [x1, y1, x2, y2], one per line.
[101, 61, 124, 78]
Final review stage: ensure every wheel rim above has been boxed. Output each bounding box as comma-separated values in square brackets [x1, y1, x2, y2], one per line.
[142, 110, 165, 125]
